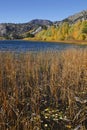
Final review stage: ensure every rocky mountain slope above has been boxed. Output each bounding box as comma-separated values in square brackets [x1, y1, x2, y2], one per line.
[0, 20, 53, 39]
[54, 10, 87, 26]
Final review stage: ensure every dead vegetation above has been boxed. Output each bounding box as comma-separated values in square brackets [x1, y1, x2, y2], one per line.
[0, 49, 87, 130]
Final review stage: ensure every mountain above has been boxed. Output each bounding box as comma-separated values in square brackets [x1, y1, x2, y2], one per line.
[54, 10, 87, 26]
[0, 19, 53, 39]
[0, 10, 87, 40]
[29, 19, 53, 26]
[65, 10, 87, 23]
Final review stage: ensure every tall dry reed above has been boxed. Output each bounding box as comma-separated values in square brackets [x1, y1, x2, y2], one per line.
[0, 49, 87, 130]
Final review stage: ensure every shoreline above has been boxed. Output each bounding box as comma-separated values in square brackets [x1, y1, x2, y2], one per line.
[23, 38, 87, 45]
[0, 38, 87, 45]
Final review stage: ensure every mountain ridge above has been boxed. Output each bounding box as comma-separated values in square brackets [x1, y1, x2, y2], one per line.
[54, 10, 87, 26]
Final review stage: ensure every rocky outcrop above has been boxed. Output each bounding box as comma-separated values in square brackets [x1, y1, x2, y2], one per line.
[0, 24, 7, 36]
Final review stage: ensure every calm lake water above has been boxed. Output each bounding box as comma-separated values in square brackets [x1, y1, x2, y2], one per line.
[0, 40, 86, 52]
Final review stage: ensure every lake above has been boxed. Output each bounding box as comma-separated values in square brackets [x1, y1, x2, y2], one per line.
[0, 40, 86, 52]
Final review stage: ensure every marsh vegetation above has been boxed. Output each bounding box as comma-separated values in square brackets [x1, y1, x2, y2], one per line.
[0, 49, 87, 130]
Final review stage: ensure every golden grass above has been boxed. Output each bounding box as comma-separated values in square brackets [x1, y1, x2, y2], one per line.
[0, 49, 87, 130]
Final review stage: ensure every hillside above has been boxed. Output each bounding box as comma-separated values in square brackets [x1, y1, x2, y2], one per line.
[26, 10, 87, 42]
[0, 20, 53, 39]
[34, 20, 87, 42]
[0, 10, 87, 42]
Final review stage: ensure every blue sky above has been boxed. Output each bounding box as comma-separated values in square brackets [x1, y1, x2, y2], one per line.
[0, 0, 87, 23]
